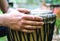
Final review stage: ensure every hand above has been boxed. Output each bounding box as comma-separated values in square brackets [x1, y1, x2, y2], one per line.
[4, 10, 44, 32]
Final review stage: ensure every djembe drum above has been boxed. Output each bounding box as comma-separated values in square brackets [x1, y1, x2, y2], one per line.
[6, 10, 56, 41]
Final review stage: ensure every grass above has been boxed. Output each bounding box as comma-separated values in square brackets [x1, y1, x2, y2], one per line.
[0, 36, 8, 41]
[0, 10, 3, 14]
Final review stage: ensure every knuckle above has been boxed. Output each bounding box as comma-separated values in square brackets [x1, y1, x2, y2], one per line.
[20, 20, 25, 25]
[22, 16, 26, 19]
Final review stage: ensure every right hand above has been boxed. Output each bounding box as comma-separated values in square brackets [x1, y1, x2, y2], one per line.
[4, 10, 44, 32]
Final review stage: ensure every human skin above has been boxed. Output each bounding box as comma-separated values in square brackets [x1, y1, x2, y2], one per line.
[0, 10, 44, 32]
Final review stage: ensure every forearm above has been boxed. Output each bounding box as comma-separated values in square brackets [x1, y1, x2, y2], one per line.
[0, 0, 9, 13]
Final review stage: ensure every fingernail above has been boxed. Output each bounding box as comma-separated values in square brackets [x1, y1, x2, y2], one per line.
[42, 22, 44, 25]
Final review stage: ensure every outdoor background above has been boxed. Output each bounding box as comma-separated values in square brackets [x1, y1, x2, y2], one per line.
[0, 0, 60, 41]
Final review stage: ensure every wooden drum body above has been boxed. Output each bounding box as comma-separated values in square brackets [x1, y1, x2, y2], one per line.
[7, 12, 56, 41]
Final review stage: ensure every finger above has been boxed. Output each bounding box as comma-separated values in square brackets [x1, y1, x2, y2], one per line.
[22, 25, 42, 30]
[17, 8, 30, 14]
[23, 15, 43, 21]
[22, 20, 44, 26]
[20, 29, 34, 33]
[18, 10, 30, 14]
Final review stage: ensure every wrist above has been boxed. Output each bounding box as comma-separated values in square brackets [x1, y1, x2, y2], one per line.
[0, 14, 5, 26]
[0, 14, 10, 27]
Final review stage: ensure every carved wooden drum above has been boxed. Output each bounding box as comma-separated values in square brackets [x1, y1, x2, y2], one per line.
[7, 10, 56, 41]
